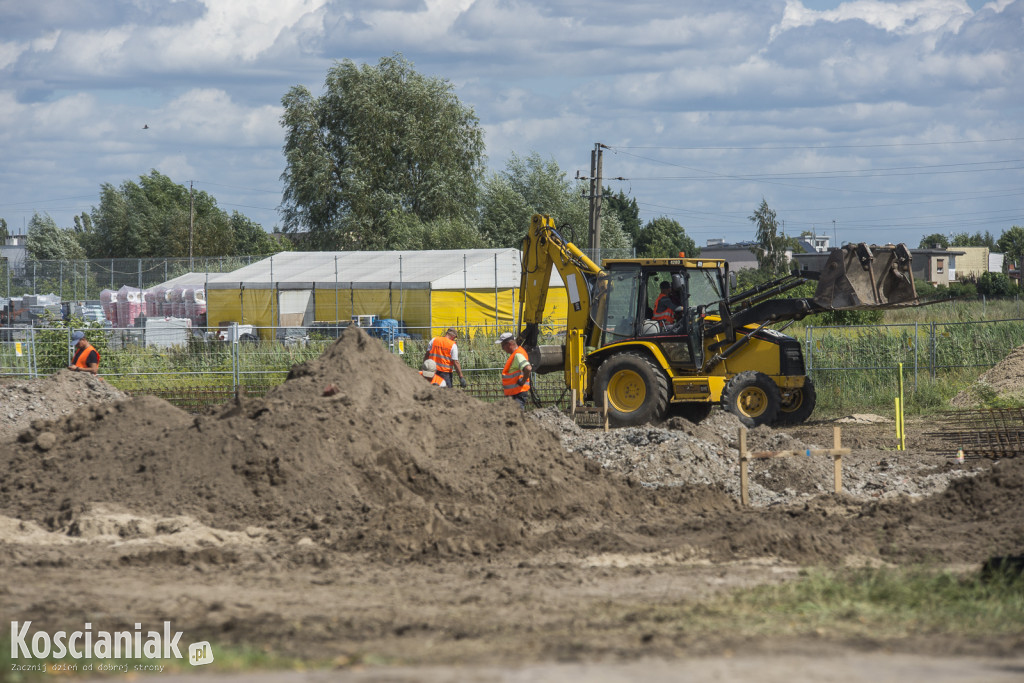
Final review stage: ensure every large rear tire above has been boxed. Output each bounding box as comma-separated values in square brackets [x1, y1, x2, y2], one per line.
[776, 378, 817, 425]
[593, 353, 669, 427]
[721, 371, 781, 427]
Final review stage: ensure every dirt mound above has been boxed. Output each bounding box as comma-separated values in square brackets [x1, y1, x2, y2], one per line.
[3, 325, 1021, 567]
[951, 342, 1024, 408]
[0, 326, 735, 559]
[0, 370, 127, 442]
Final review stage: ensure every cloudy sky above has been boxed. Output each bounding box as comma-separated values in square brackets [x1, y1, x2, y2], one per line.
[0, 0, 1021, 249]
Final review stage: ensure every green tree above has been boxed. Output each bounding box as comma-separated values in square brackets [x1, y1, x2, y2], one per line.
[595, 213, 633, 254]
[0, 217, 8, 244]
[26, 213, 85, 261]
[604, 189, 641, 242]
[391, 215, 487, 250]
[479, 152, 591, 247]
[280, 54, 485, 250]
[749, 199, 786, 275]
[997, 226, 1024, 285]
[918, 233, 949, 249]
[951, 231, 996, 248]
[634, 217, 697, 258]
[88, 171, 235, 258]
[977, 271, 1016, 298]
[231, 211, 289, 256]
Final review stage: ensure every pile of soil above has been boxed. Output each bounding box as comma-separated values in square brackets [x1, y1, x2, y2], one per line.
[0, 326, 734, 558]
[1, 325, 1020, 567]
[951, 342, 1024, 408]
[0, 371, 127, 441]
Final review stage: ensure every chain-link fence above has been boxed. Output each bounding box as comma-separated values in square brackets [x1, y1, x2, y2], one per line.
[804, 318, 1024, 411]
[4, 318, 1019, 414]
[1, 256, 259, 301]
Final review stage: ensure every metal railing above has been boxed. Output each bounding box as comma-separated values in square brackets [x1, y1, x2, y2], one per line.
[804, 318, 1024, 390]
[4, 317, 1021, 414]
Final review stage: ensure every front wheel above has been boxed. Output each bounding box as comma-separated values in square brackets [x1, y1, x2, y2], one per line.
[593, 353, 669, 427]
[721, 371, 781, 427]
[776, 378, 817, 425]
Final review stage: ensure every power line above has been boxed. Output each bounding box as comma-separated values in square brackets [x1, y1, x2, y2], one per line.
[612, 136, 1024, 151]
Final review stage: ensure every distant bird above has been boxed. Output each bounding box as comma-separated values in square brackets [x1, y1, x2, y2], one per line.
[142, 124, 149, 129]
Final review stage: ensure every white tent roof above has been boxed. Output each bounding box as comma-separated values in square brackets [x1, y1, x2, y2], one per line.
[203, 249, 561, 290]
[154, 272, 214, 290]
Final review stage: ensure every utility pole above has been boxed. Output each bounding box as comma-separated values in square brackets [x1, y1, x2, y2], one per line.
[587, 144, 602, 253]
[586, 142, 614, 255]
[189, 181, 195, 268]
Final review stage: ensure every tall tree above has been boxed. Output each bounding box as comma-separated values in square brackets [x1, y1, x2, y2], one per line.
[479, 152, 590, 247]
[88, 171, 235, 258]
[603, 189, 641, 242]
[280, 54, 485, 249]
[0, 217, 8, 244]
[918, 233, 949, 249]
[231, 211, 289, 256]
[749, 198, 786, 275]
[950, 231, 996, 249]
[634, 217, 697, 258]
[25, 213, 85, 261]
[997, 226, 1024, 285]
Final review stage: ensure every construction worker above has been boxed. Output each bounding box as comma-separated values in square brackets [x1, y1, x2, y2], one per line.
[424, 327, 467, 388]
[652, 281, 680, 328]
[496, 331, 531, 410]
[419, 359, 447, 387]
[68, 330, 100, 375]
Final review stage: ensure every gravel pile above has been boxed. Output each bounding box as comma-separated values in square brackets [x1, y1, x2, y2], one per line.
[0, 371, 127, 442]
[530, 406, 981, 507]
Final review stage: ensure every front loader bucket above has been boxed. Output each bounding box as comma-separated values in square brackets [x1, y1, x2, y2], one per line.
[813, 243, 917, 310]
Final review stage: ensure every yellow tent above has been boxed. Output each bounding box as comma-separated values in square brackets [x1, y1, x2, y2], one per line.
[204, 249, 569, 341]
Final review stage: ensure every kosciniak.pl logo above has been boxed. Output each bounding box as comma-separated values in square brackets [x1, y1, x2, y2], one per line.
[10, 621, 213, 666]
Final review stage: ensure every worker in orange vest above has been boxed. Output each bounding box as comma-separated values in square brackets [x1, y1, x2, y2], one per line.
[652, 281, 681, 328]
[496, 331, 531, 410]
[419, 359, 448, 387]
[424, 327, 467, 388]
[68, 330, 100, 375]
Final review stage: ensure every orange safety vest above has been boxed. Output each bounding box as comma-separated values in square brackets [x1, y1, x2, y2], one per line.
[419, 371, 446, 386]
[73, 342, 100, 370]
[427, 336, 454, 373]
[652, 293, 675, 323]
[502, 347, 531, 397]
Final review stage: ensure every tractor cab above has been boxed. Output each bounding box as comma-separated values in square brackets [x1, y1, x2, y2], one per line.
[591, 258, 729, 371]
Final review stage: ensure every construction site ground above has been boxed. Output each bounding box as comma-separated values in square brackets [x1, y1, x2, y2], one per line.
[1, 327, 1022, 682]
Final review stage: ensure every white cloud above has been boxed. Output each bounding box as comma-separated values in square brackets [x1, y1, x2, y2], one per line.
[771, 0, 974, 40]
[0, 40, 25, 70]
[0, 0, 1020, 242]
[151, 0, 330, 63]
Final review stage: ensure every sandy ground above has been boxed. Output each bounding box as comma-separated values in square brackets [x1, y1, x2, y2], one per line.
[2, 328, 1022, 682]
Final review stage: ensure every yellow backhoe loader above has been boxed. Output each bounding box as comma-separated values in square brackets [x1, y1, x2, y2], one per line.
[518, 214, 918, 427]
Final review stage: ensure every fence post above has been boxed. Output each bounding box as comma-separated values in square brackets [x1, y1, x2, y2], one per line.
[930, 321, 937, 379]
[914, 321, 918, 392]
[805, 325, 814, 375]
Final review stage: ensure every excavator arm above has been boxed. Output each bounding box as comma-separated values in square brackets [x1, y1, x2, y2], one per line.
[518, 214, 604, 349]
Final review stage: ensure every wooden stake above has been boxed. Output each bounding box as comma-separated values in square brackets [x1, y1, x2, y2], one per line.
[739, 427, 749, 506]
[833, 426, 842, 493]
[603, 390, 609, 432]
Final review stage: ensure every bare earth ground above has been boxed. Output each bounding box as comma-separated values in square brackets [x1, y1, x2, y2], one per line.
[1, 327, 1022, 681]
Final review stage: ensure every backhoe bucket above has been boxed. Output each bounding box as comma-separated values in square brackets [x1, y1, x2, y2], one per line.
[813, 243, 917, 310]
